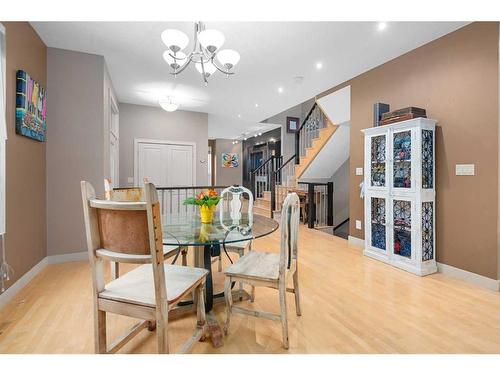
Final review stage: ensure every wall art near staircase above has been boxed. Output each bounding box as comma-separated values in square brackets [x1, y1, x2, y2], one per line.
[222, 153, 239, 168]
[15, 70, 47, 142]
[362, 117, 436, 276]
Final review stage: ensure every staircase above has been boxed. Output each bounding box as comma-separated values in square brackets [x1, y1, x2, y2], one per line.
[251, 102, 337, 220]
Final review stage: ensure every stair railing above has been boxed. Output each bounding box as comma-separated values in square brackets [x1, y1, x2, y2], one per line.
[250, 155, 282, 202]
[274, 155, 296, 212]
[294, 102, 328, 164]
[296, 181, 334, 229]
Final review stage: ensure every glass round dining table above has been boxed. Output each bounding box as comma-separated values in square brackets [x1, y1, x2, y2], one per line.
[162, 211, 279, 311]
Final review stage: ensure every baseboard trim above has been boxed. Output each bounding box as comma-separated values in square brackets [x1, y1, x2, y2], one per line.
[0, 257, 48, 310]
[47, 251, 88, 264]
[0, 251, 88, 310]
[348, 235, 365, 248]
[437, 262, 500, 292]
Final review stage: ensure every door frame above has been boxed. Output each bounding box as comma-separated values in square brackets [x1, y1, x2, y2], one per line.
[133, 138, 197, 187]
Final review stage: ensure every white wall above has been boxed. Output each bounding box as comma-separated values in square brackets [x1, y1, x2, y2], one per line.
[118, 103, 208, 187]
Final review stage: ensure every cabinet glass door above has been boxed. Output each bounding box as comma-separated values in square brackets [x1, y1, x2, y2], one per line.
[393, 130, 412, 189]
[393, 199, 412, 258]
[422, 129, 434, 189]
[370, 197, 386, 251]
[371, 135, 386, 187]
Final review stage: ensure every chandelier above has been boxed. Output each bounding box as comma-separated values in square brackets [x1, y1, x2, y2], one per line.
[161, 22, 240, 86]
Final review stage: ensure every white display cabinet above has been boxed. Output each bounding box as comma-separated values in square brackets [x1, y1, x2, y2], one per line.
[362, 118, 436, 276]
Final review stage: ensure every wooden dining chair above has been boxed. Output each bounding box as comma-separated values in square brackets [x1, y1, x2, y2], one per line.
[104, 178, 187, 279]
[81, 181, 208, 354]
[223, 192, 301, 349]
[218, 185, 254, 298]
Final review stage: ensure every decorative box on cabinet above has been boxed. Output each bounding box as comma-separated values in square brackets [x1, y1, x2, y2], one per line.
[362, 118, 436, 276]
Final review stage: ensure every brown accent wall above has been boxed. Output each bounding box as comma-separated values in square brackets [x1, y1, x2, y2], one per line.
[320, 22, 499, 279]
[3, 22, 47, 287]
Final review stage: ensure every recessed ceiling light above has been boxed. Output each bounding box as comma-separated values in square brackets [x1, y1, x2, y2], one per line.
[258, 132, 262, 136]
[237, 114, 241, 118]
[315, 62, 323, 70]
[278, 87, 283, 93]
[255, 103, 259, 108]
[377, 22, 388, 31]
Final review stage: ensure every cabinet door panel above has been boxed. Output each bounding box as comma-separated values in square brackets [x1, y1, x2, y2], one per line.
[392, 198, 413, 259]
[370, 134, 387, 188]
[392, 130, 412, 189]
[370, 196, 387, 252]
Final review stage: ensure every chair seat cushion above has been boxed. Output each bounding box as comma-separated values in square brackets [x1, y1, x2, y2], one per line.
[99, 264, 207, 306]
[224, 250, 280, 282]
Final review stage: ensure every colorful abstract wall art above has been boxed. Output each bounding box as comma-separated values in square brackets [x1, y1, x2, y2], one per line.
[15, 70, 47, 142]
[222, 153, 239, 168]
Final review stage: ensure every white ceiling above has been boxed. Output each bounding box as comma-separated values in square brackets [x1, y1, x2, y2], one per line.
[31, 22, 467, 138]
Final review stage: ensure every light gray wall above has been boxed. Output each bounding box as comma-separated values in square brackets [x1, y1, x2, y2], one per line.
[264, 98, 315, 160]
[118, 103, 208, 187]
[214, 138, 242, 186]
[331, 158, 349, 227]
[46, 48, 112, 255]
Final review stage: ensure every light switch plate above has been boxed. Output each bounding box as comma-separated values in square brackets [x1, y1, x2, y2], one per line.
[455, 164, 475, 176]
[127, 177, 134, 183]
[356, 167, 363, 176]
[355, 220, 362, 230]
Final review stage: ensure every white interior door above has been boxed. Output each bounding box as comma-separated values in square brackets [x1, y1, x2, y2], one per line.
[136, 141, 194, 212]
[137, 142, 169, 186]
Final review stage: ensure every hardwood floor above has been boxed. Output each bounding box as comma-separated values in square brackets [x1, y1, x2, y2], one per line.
[1, 225, 500, 353]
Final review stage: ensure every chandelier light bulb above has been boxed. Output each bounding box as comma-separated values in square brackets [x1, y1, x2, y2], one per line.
[162, 50, 186, 70]
[159, 97, 179, 112]
[216, 49, 240, 70]
[198, 29, 225, 53]
[161, 29, 189, 52]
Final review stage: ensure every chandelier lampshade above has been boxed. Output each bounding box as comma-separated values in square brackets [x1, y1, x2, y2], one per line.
[162, 51, 187, 69]
[195, 61, 217, 76]
[159, 97, 179, 112]
[197, 29, 225, 53]
[161, 22, 240, 85]
[216, 49, 240, 69]
[161, 29, 189, 52]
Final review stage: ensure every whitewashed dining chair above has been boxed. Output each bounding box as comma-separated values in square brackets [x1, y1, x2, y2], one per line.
[81, 181, 208, 354]
[218, 185, 253, 258]
[104, 178, 187, 279]
[218, 185, 254, 297]
[223, 193, 301, 349]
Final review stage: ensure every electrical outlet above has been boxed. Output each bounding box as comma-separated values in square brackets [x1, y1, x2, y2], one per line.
[127, 177, 134, 183]
[355, 220, 362, 230]
[455, 164, 475, 176]
[356, 167, 363, 176]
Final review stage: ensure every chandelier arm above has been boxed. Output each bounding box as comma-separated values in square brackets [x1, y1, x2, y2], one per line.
[210, 57, 235, 75]
[168, 52, 188, 62]
[171, 55, 195, 75]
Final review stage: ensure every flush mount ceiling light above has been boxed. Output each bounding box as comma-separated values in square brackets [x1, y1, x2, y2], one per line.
[377, 22, 388, 31]
[159, 97, 179, 112]
[161, 22, 241, 86]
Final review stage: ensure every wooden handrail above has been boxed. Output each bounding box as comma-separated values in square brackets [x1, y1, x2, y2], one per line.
[297, 102, 318, 133]
[275, 155, 296, 174]
[250, 155, 275, 175]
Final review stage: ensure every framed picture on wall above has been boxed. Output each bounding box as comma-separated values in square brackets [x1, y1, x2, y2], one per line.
[286, 116, 300, 133]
